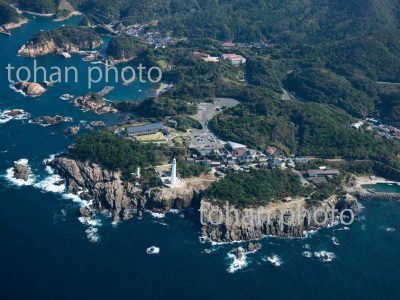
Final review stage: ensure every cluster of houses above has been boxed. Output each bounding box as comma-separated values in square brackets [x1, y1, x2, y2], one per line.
[122, 121, 342, 187]
[187, 138, 312, 174]
[192, 51, 247, 65]
[221, 41, 269, 49]
[352, 118, 400, 141]
[112, 23, 183, 48]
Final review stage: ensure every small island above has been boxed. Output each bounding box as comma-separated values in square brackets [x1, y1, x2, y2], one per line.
[72, 92, 117, 114]
[18, 26, 102, 57]
[12, 81, 46, 97]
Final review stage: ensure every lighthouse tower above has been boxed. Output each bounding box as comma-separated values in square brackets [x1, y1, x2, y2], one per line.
[170, 158, 177, 186]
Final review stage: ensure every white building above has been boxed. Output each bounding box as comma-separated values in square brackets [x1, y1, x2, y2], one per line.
[221, 54, 247, 65]
[170, 158, 177, 186]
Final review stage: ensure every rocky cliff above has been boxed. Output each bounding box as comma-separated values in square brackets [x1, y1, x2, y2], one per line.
[50, 157, 142, 222]
[49, 157, 202, 222]
[200, 195, 362, 243]
[18, 40, 59, 57]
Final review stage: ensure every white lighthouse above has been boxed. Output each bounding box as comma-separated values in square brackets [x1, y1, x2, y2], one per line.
[136, 167, 141, 179]
[170, 158, 177, 186]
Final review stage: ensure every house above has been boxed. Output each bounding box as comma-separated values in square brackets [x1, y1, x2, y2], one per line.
[203, 56, 220, 62]
[286, 159, 296, 168]
[125, 122, 164, 137]
[167, 119, 178, 128]
[351, 121, 364, 130]
[226, 141, 247, 157]
[222, 42, 235, 48]
[306, 169, 340, 178]
[266, 146, 278, 156]
[221, 54, 246, 65]
[269, 159, 286, 170]
[308, 177, 328, 186]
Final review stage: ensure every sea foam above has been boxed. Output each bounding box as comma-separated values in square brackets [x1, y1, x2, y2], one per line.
[226, 248, 248, 273]
[0, 109, 30, 124]
[4, 159, 36, 186]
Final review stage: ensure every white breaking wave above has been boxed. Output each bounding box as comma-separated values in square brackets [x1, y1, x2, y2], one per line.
[303, 251, 312, 258]
[85, 227, 100, 243]
[226, 248, 248, 273]
[34, 174, 66, 193]
[9, 83, 26, 97]
[79, 216, 102, 243]
[314, 251, 335, 262]
[0, 109, 30, 124]
[149, 211, 165, 219]
[4, 159, 36, 186]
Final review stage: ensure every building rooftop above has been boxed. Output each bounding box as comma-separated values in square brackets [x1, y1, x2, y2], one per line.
[227, 141, 247, 150]
[222, 54, 246, 61]
[307, 169, 340, 176]
[126, 122, 163, 134]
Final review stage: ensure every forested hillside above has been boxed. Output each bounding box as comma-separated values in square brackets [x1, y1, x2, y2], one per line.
[0, 1, 20, 25]
[10, 0, 400, 164]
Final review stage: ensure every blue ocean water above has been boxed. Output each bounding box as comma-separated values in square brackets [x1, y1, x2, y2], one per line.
[0, 15, 400, 300]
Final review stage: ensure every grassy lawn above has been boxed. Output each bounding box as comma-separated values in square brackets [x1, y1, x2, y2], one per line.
[135, 132, 166, 143]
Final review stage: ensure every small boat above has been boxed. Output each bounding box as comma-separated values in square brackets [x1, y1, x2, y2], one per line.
[332, 236, 340, 246]
[0, 30, 11, 36]
[267, 255, 282, 267]
[146, 246, 160, 255]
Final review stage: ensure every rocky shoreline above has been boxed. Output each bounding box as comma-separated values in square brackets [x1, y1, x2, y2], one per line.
[18, 38, 102, 58]
[0, 18, 28, 32]
[48, 156, 201, 223]
[199, 195, 362, 243]
[47, 156, 367, 243]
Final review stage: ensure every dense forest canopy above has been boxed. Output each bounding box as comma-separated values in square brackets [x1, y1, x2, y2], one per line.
[30, 26, 102, 48]
[204, 169, 309, 207]
[0, 1, 20, 25]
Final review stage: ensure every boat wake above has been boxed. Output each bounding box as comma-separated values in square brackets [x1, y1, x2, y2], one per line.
[146, 246, 160, 255]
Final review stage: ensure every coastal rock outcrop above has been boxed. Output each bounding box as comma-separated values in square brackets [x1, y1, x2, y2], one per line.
[64, 125, 80, 136]
[146, 186, 201, 212]
[72, 94, 117, 114]
[49, 156, 143, 222]
[200, 195, 362, 243]
[13, 161, 32, 181]
[49, 156, 212, 222]
[31, 115, 73, 126]
[13, 82, 46, 96]
[18, 40, 58, 57]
